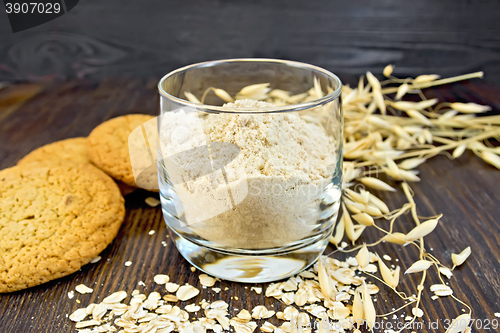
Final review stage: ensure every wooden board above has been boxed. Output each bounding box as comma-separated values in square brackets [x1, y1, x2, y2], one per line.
[0, 1, 500, 84]
[0, 78, 499, 333]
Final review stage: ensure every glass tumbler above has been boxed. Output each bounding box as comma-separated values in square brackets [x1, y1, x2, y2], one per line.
[157, 59, 343, 282]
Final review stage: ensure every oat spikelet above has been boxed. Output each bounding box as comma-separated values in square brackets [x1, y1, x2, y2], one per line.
[399, 157, 427, 170]
[450, 102, 491, 113]
[359, 177, 396, 192]
[406, 110, 432, 126]
[356, 244, 370, 269]
[453, 144, 467, 158]
[451, 246, 471, 269]
[392, 266, 401, 286]
[366, 72, 381, 91]
[214, 89, 235, 103]
[184, 91, 201, 104]
[342, 204, 356, 243]
[314, 76, 324, 98]
[362, 281, 376, 330]
[404, 215, 442, 242]
[414, 74, 440, 83]
[318, 259, 333, 300]
[405, 260, 432, 274]
[395, 82, 409, 100]
[439, 266, 453, 279]
[373, 90, 386, 115]
[383, 65, 394, 77]
[367, 192, 389, 214]
[238, 83, 270, 96]
[481, 151, 500, 170]
[391, 98, 438, 111]
[352, 289, 364, 327]
[345, 188, 369, 204]
[377, 255, 398, 288]
[352, 225, 367, 243]
[330, 214, 345, 245]
[352, 213, 374, 226]
[445, 313, 471, 333]
[382, 232, 407, 245]
[366, 115, 392, 129]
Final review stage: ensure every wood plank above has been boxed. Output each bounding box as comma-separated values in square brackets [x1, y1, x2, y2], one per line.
[0, 79, 499, 332]
[0, 1, 499, 83]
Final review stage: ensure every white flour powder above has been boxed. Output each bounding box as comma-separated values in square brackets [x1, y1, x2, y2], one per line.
[160, 99, 336, 249]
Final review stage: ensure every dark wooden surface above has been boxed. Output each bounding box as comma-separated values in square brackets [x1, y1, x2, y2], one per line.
[0, 78, 499, 333]
[1, 0, 500, 85]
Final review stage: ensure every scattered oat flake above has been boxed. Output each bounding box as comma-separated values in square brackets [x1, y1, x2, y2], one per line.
[163, 294, 179, 302]
[237, 309, 253, 321]
[185, 303, 201, 312]
[75, 284, 93, 294]
[190, 266, 196, 272]
[90, 256, 101, 264]
[199, 274, 217, 287]
[124, 261, 132, 266]
[495, 313, 500, 318]
[261, 321, 276, 332]
[68, 291, 75, 299]
[145, 197, 161, 207]
[213, 287, 221, 293]
[69, 308, 87, 322]
[75, 319, 101, 329]
[102, 291, 127, 304]
[149, 230, 155, 235]
[439, 266, 453, 279]
[251, 286, 262, 294]
[383, 255, 392, 261]
[165, 282, 180, 293]
[154, 274, 170, 285]
[412, 307, 424, 318]
[138, 281, 146, 286]
[176, 285, 200, 301]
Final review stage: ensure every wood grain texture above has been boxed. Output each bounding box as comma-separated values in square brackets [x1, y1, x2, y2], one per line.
[0, 79, 499, 333]
[0, 0, 499, 84]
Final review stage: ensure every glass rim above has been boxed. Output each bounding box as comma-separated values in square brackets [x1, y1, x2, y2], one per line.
[157, 58, 343, 114]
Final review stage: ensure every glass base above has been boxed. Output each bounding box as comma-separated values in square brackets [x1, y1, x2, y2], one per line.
[172, 232, 330, 283]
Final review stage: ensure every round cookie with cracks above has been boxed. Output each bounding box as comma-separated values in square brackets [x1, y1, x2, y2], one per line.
[0, 163, 125, 292]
